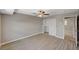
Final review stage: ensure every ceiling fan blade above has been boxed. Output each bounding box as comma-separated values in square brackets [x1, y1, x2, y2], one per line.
[44, 14, 49, 15]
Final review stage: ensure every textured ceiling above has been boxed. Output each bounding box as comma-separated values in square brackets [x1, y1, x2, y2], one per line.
[0, 9, 78, 17]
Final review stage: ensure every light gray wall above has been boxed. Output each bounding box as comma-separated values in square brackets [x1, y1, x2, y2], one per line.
[43, 16, 64, 39]
[43, 17, 56, 36]
[44, 14, 77, 39]
[0, 15, 1, 45]
[48, 18, 56, 36]
[56, 16, 64, 39]
[1, 14, 43, 43]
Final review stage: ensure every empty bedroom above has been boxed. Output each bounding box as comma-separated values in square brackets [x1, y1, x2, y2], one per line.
[0, 9, 78, 50]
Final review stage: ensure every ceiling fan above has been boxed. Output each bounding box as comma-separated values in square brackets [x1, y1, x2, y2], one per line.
[33, 10, 49, 17]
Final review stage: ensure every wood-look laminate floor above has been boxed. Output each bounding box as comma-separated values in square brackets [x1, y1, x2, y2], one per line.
[0, 33, 77, 50]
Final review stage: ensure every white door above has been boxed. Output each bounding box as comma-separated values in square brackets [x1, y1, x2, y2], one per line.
[48, 18, 56, 36]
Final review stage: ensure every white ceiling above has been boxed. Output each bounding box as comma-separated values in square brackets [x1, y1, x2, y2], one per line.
[0, 9, 15, 15]
[0, 9, 78, 17]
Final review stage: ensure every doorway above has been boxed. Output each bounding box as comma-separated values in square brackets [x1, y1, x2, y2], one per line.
[64, 16, 76, 46]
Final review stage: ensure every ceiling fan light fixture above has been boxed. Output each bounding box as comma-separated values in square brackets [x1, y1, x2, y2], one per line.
[38, 14, 43, 17]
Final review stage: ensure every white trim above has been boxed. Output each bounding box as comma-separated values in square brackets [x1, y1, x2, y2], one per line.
[48, 34, 64, 39]
[1, 32, 43, 46]
[55, 35, 64, 39]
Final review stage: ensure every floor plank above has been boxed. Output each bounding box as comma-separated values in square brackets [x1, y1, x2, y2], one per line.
[0, 33, 77, 50]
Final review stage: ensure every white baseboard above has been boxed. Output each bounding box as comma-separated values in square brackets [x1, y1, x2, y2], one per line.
[55, 35, 64, 39]
[1, 32, 43, 46]
[49, 34, 64, 39]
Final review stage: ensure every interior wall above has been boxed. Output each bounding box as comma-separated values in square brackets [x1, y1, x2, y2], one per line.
[43, 17, 56, 36]
[56, 16, 64, 39]
[43, 15, 64, 39]
[43, 19, 48, 32]
[0, 15, 1, 46]
[44, 14, 77, 39]
[1, 14, 43, 44]
[46, 17, 56, 36]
